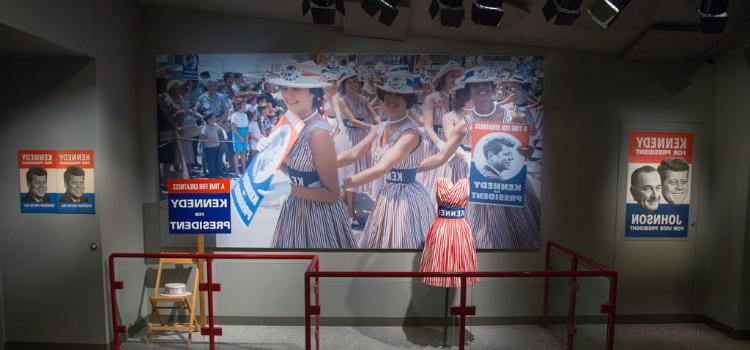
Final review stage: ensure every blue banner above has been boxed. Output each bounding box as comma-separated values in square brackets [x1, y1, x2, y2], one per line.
[625, 203, 689, 238]
[468, 163, 527, 207]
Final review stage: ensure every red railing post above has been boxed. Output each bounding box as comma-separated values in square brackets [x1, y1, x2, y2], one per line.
[206, 257, 216, 350]
[542, 241, 552, 328]
[459, 276, 467, 350]
[606, 273, 618, 350]
[566, 256, 579, 350]
[109, 255, 122, 350]
[305, 267, 311, 350]
[314, 259, 320, 350]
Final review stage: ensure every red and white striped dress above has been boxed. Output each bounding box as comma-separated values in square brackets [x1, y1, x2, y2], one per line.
[419, 177, 478, 288]
[271, 120, 357, 248]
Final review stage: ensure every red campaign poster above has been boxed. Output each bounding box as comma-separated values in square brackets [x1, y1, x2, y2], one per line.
[18, 150, 96, 214]
[625, 132, 693, 237]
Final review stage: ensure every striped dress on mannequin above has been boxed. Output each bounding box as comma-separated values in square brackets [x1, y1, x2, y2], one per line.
[271, 120, 357, 248]
[419, 177, 478, 288]
[359, 123, 434, 249]
[338, 94, 373, 195]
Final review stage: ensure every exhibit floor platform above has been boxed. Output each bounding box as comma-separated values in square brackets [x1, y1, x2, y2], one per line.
[121, 323, 750, 350]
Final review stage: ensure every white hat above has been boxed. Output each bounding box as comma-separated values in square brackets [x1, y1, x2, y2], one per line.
[339, 67, 359, 83]
[376, 72, 422, 94]
[449, 79, 466, 93]
[432, 60, 464, 85]
[321, 62, 343, 82]
[457, 66, 495, 85]
[267, 60, 330, 89]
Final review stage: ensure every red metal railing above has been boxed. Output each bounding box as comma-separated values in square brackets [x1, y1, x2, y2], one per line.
[108, 253, 319, 350]
[304, 241, 617, 350]
[108, 241, 616, 350]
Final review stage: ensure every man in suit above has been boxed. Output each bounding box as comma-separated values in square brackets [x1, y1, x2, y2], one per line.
[22, 167, 51, 202]
[630, 165, 661, 213]
[59, 166, 88, 203]
[480, 137, 516, 180]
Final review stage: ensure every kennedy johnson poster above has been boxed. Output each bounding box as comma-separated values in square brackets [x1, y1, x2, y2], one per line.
[625, 131, 693, 237]
[156, 53, 543, 249]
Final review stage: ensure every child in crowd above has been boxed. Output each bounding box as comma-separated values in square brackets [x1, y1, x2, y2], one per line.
[201, 113, 223, 178]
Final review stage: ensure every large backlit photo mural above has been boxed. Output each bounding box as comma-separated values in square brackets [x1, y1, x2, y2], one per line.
[156, 53, 543, 250]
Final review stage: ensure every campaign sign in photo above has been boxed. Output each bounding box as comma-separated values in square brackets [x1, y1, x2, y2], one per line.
[232, 111, 302, 226]
[18, 150, 96, 214]
[169, 179, 231, 234]
[469, 122, 530, 207]
[182, 54, 199, 80]
[625, 131, 693, 238]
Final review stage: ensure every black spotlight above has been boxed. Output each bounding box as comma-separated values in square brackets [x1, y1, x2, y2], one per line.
[361, 0, 400, 26]
[429, 0, 466, 27]
[303, 0, 346, 25]
[698, 0, 729, 34]
[471, 0, 504, 26]
[588, 0, 629, 28]
[542, 0, 582, 25]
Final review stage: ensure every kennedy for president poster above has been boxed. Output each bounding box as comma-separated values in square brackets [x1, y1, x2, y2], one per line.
[625, 131, 693, 237]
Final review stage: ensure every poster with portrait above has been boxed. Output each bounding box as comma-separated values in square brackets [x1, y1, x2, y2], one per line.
[469, 122, 530, 207]
[625, 131, 693, 237]
[18, 150, 96, 214]
[155, 53, 543, 249]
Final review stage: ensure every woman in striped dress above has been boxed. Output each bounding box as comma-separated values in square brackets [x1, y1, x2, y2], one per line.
[418, 62, 464, 205]
[442, 84, 474, 183]
[268, 61, 356, 249]
[336, 69, 379, 224]
[339, 72, 467, 249]
[461, 67, 541, 249]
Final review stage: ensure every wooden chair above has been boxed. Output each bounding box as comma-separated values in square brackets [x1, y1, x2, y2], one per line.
[145, 255, 201, 344]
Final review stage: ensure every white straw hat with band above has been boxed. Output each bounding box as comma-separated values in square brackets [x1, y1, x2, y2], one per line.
[375, 72, 422, 94]
[267, 60, 330, 89]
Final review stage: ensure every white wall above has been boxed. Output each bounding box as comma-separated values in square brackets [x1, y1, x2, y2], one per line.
[0, 0, 95, 56]
[699, 37, 750, 330]
[137, 6, 723, 323]
[94, 0, 145, 342]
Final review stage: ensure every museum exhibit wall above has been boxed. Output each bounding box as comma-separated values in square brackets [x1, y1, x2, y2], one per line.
[0, 0, 143, 345]
[0, 1, 748, 346]
[135, 5, 732, 326]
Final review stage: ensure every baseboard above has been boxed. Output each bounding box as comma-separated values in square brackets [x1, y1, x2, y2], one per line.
[701, 315, 750, 340]
[616, 314, 749, 340]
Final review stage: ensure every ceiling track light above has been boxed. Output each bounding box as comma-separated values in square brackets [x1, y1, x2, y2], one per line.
[429, 0, 466, 27]
[361, 0, 400, 26]
[303, 0, 346, 25]
[542, 0, 582, 25]
[698, 0, 729, 34]
[471, 0, 505, 26]
[588, 0, 629, 29]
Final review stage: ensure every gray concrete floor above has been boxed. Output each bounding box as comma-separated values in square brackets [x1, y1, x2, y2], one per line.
[121, 323, 750, 350]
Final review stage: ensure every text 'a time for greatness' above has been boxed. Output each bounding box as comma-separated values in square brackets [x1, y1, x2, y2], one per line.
[170, 198, 228, 208]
